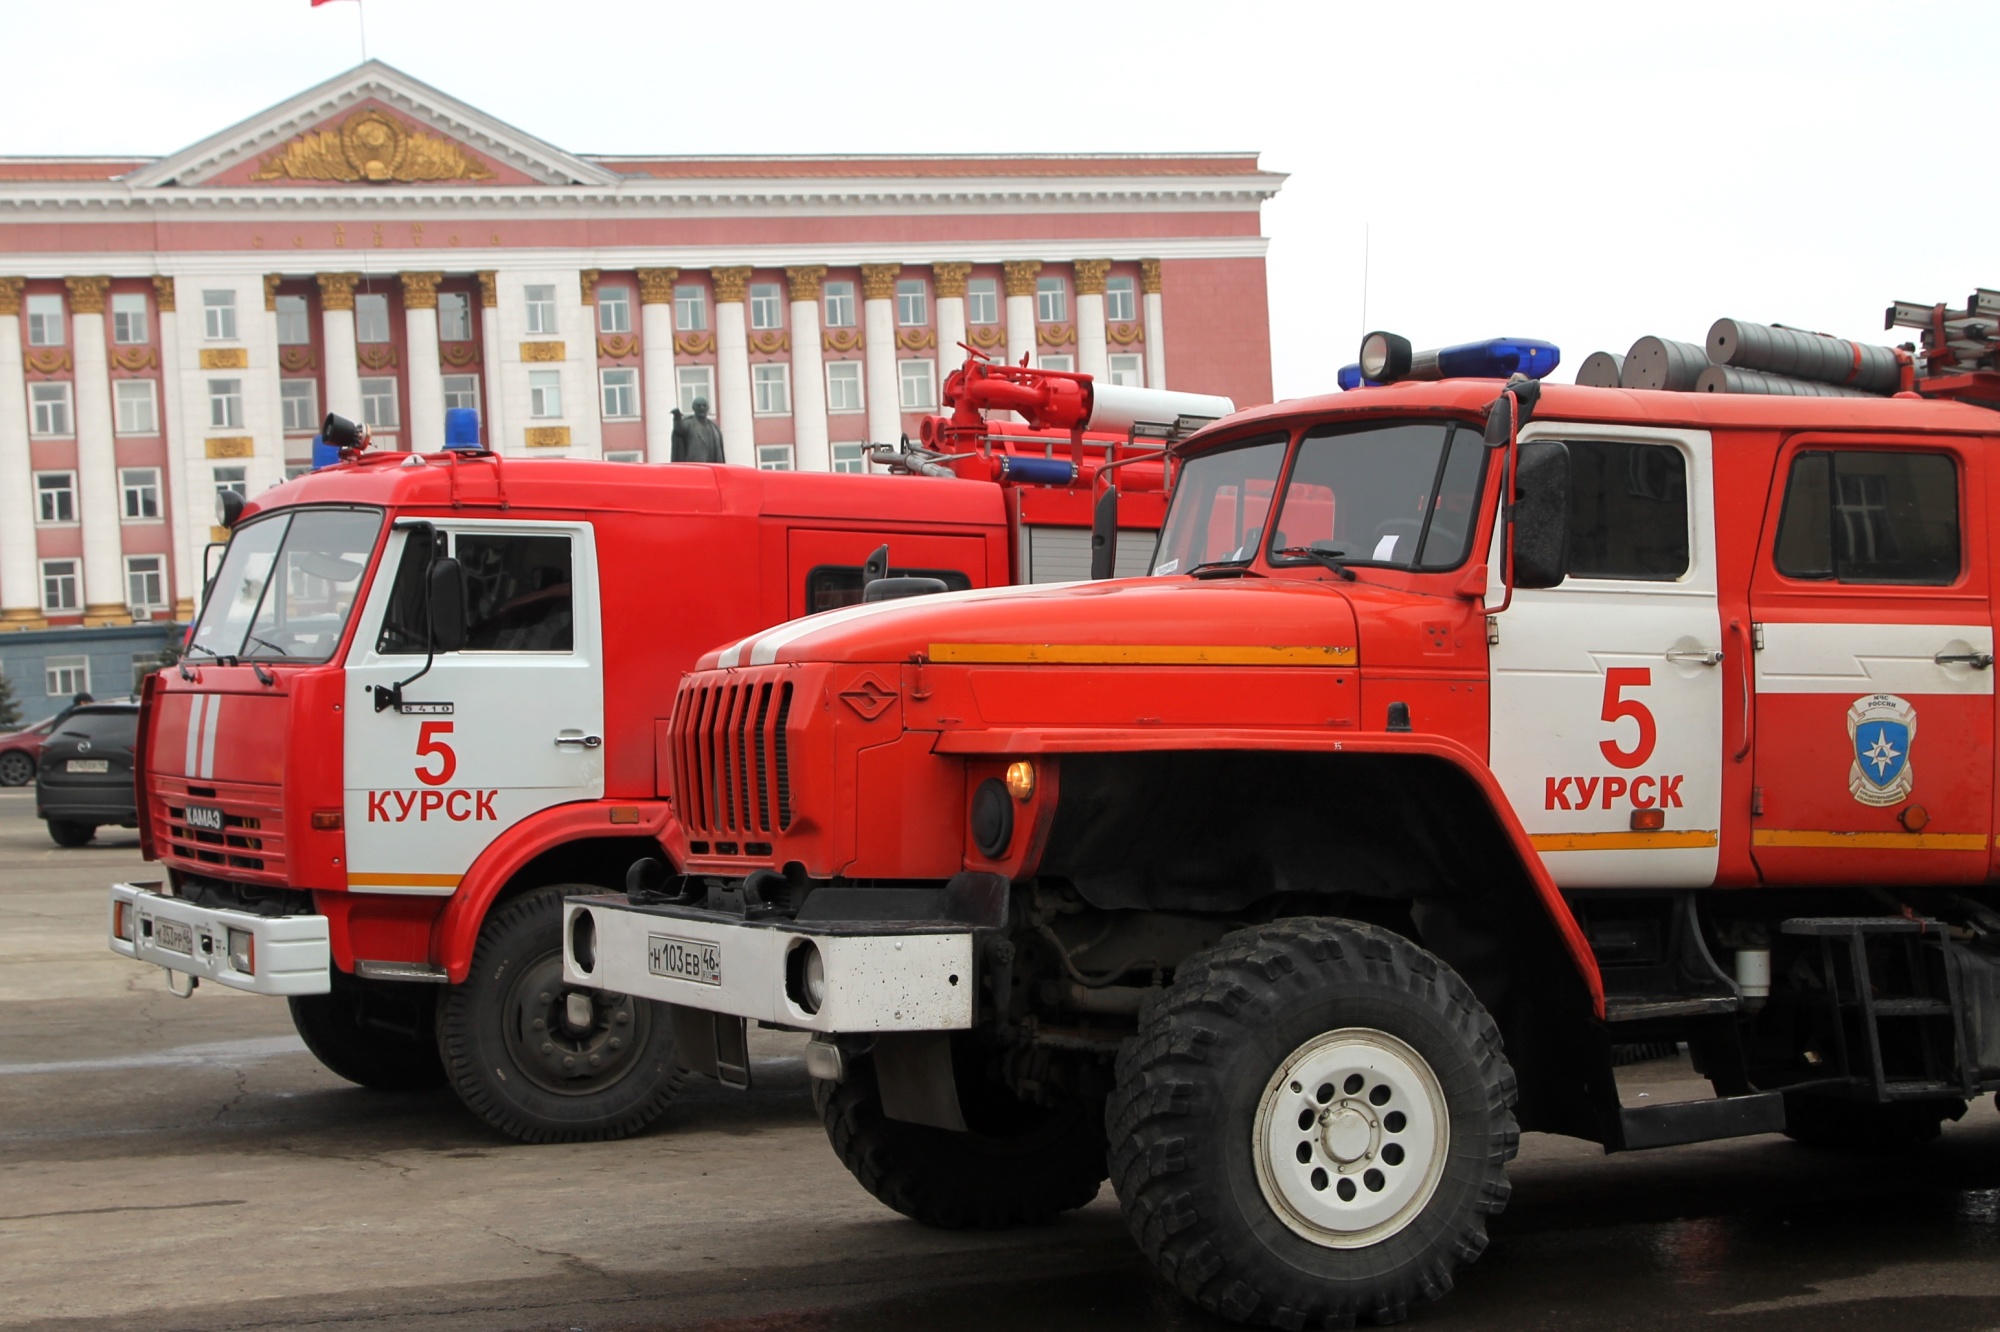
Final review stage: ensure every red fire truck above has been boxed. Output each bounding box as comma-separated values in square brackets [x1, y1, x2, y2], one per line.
[569, 314, 2000, 1324]
[104, 359, 1232, 1143]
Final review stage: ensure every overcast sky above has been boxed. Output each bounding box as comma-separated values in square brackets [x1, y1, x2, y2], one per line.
[4, 1, 1990, 402]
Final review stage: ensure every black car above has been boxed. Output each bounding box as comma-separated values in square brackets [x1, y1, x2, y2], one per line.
[37, 704, 140, 847]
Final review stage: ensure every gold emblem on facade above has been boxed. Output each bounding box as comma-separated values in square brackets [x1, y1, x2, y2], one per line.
[252, 108, 497, 184]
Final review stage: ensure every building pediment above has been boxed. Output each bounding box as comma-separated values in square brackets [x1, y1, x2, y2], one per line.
[127, 60, 618, 190]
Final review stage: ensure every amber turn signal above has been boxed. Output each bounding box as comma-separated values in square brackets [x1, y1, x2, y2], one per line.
[311, 810, 343, 831]
[1630, 809, 1666, 832]
[1004, 761, 1036, 802]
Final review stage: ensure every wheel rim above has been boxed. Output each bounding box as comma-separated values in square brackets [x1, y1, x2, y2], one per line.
[0, 752, 31, 785]
[498, 948, 652, 1096]
[1252, 1027, 1450, 1249]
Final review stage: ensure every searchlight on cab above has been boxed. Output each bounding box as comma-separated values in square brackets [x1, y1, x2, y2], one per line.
[1338, 333, 1561, 390]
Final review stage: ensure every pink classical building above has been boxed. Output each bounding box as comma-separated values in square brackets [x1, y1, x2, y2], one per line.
[0, 60, 1281, 673]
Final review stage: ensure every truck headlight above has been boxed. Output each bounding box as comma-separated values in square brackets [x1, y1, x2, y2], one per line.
[971, 778, 1014, 858]
[786, 940, 826, 1015]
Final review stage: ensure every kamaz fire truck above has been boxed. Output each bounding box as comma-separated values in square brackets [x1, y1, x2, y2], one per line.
[569, 304, 2000, 1324]
[104, 361, 1231, 1143]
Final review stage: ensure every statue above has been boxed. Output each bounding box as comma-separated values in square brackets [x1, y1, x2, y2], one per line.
[670, 398, 725, 464]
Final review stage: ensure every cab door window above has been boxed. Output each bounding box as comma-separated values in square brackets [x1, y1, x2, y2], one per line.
[1774, 450, 1959, 584]
[1563, 439, 1689, 581]
[378, 530, 574, 653]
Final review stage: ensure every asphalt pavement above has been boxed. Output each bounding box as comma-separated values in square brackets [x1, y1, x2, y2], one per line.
[3, 789, 1999, 1331]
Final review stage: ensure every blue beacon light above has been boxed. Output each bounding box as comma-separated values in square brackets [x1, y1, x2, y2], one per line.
[310, 434, 341, 470]
[444, 407, 482, 450]
[1340, 335, 1561, 390]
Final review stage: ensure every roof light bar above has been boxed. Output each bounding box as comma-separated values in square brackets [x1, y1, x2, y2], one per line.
[1341, 334, 1562, 390]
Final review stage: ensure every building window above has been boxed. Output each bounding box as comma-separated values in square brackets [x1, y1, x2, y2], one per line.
[896, 279, 928, 327]
[524, 284, 557, 335]
[126, 555, 165, 613]
[112, 292, 149, 345]
[280, 378, 318, 433]
[121, 468, 161, 520]
[1039, 354, 1075, 373]
[442, 374, 480, 411]
[1105, 276, 1137, 323]
[826, 360, 863, 413]
[529, 369, 563, 418]
[203, 289, 237, 340]
[757, 444, 795, 471]
[30, 382, 73, 436]
[208, 378, 243, 429]
[604, 450, 643, 463]
[749, 283, 784, 331]
[276, 295, 311, 346]
[676, 365, 715, 414]
[112, 379, 158, 435]
[213, 466, 247, 504]
[360, 376, 398, 429]
[36, 472, 76, 524]
[966, 279, 999, 325]
[597, 286, 632, 335]
[132, 654, 161, 691]
[1037, 277, 1067, 324]
[285, 463, 313, 480]
[753, 362, 791, 415]
[830, 442, 867, 475]
[600, 368, 638, 419]
[26, 294, 64, 347]
[45, 652, 87, 695]
[824, 281, 855, 328]
[438, 291, 472, 342]
[898, 359, 936, 410]
[41, 565, 79, 616]
[355, 293, 391, 344]
[1108, 353, 1145, 387]
[674, 285, 707, 332]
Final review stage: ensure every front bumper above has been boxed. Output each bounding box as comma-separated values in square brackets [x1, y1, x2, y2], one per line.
[563, 894, 978, 1033]
[108, 881, 331, 996]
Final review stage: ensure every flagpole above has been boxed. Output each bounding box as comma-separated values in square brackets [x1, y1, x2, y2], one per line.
[357, 0, 368, 61]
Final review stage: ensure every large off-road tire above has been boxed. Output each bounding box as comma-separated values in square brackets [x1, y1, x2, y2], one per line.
[1108, 919, 1518, 1328]
[1783, 1092, 1965, 1151]
[815, 1042, 1108, 1229]
[439, 886, 684, 1143]
[289, 970, 448, 1092]
[46, 819, 95, 848]
[0, 751, 34, 786]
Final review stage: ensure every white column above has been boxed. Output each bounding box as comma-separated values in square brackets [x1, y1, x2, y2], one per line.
[153, 277, 196, 618]
[319, 273, 362, 423]
[402, 272, 445, 449]
[68, 278, 128, 624]
[786, 266, 830, 472]
[638, 268, 679, 463]
[934, 262, 971, 382]
[1142, 258, 1167, 391]
[0, 279, 43, 629]
[476, 271, 505, 449]
[711, 268, 755, 466]
[1074, 260, 1111, 382]
[569, 269, 604, 460]
[860, 264, 901, 447]
[1003, 260, 1040, 370]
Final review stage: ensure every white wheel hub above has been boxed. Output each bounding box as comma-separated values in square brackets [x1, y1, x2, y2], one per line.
[1252, 1027, 1450, 1249]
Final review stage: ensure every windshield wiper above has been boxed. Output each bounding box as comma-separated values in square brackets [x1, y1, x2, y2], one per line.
[1185, 557, 1263, 580]
[245, 634, 290, 657]
[1274, 545, 1358, 581]
[183, 641, 238, 667]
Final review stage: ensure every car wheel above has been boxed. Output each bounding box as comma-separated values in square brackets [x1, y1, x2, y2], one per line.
[0, 751, 33, 786]
[46, 820, 96, 848]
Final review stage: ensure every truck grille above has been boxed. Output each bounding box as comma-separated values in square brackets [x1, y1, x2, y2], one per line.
[150, 775, 286, 880]
[673, 675, 794, 841]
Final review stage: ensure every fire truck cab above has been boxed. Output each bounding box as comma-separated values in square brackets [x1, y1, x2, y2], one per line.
[571, 344, 2000, 1322]
[103, 380, 1199, 1141]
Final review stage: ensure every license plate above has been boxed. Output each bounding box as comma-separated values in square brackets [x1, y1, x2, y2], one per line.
[67, 759, 108, 774]
[647, 934, 721, 986]
[152, 917, 194, 955]
[183, 805, 224, 832]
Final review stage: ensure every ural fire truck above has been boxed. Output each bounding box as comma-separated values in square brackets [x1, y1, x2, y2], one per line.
[105, 359, 1231, 1143]
[570, 309, 2000, 1325]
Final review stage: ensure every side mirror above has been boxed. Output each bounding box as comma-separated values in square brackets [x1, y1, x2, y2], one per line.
[862, 543, 889, 590]
[218, 489, 246, 529]
[1090, 485, 1120, 580]
[1512, 441, 1572, 589]
[427, 557, 467, 653]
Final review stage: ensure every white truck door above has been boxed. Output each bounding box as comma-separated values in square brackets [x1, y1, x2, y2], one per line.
[342, 520, 604, 897]
[1486, 425, 1724, 888]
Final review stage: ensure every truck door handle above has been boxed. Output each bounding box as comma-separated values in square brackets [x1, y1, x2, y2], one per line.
[554, 733, 603, 748]
[1665, 648, 1724, 666]
[1934, 651, 1994, 669]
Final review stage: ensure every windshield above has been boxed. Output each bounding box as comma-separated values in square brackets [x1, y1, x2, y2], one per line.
[190, 508, 383, 663]
[1150, 434, 1289, 575]
[1269, 420, 1488, 571]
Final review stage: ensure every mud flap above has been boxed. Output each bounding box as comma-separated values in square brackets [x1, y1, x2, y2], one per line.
[874, 1031, 967, 1131]
[671, 1007, 752, 1089]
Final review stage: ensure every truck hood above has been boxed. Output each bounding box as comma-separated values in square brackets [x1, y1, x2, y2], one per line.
[703, 576, 1359, 670]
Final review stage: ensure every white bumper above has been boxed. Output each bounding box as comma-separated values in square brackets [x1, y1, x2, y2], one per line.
[563, 897, 974, 1032]
[108, 881, 331, 996]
